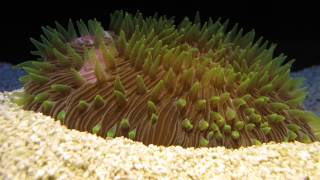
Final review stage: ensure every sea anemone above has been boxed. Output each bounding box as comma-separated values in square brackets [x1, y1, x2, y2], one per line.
[13, 10, 320, 148]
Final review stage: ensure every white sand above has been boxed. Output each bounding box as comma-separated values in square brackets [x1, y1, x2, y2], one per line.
[0, 89, 320, 179]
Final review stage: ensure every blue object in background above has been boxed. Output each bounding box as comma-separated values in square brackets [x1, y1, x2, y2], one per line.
[0, 63, 26, 91]
[291, 66, 320, 116]
[1, 62, 320, 116]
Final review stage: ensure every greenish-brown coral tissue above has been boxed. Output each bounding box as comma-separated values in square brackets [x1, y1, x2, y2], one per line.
[14, 10, 320, 148]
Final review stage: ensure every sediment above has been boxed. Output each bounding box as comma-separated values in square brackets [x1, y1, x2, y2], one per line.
[1, 89, 319, 179]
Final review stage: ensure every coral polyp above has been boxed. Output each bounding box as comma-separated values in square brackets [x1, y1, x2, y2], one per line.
[14, 11, 320, 148]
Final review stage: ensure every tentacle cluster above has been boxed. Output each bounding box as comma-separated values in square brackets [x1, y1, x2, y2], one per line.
[14, 10, 320, 148]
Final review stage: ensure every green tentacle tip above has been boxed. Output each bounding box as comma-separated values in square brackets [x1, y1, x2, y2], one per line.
[198, 119, 209, 131]
[78, 100, 89, 111]
[42, 100, 54, 113]
[226, 107, 236, 121]
[164, 68, 175, 91]
[150, 80, 164, 102]
[244, 108, 255, 116]
[288, 130, 297, 141]
[151, 113, 158, 125]
[210, 96, 220, 108]
[114, 90, 127, 106]
[57, 111, 66, 123]
[128, 128, 137, 140]
[231, 130, 240, 139]
[120, 118, 130, 130]
[254, 96, 270, 107]
[251, 138, 262, 146]
[117, 30, 127, 55]
[70, 68, 85, 86]
[149, 55, 161, 78]
[101, 44, 116, 70]
[301, 134, 312, 143]
[142, 53, 152, 74]
[260, 122, 269, 128]
[261, 126, 272, 135]
[34, 92, 49, 103]
[32, 61, 55, 71]
[268, 102, 290, 112]
[18, 75, 31, 84]
[287, 123, 301, 133]
[92, 122, 102, 134]
[223, 124, 232, 134]
[210, 123, 219, 132]
[29, 73, 50, 84]
[199, 136, 209, 147]
[260, 84, 273, 94]
[234, 121, 245, 130]
[181, 68, 194, 87]
[210, 111, 225, 127]
[241, 94, 252, 101]
[106, 125, 117, 138]
[182, 118, 193, 131]
[189, 81, 200, 100]
[12, 93, 34, 106]
[219, 92, 230, 104]
[207, 131, 214, 140]
[67, 45, 83, 68]
[114, 76, 125, 94]
[22, 66, 41, 74]
[245, 123, 256, 131]
[176, 98, 187, 110]
[214, 131, 224, 141]
[147, 100, 157, 115]
[249, 113, 262, 123]
[196, 99, 206, 111]
[53, 48, 70, 65]
[95, 57, 111, 84]
[233, 98, 246, 108]
[51, 84, 72, 94]
[93, 95, 105, 108]
[136, 75, 147, 94]
[266, 113, 285, 123]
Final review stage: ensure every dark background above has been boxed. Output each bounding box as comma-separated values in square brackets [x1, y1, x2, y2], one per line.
[1, 1, 319, 71]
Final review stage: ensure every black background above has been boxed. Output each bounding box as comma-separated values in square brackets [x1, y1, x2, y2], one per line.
[1, 1, 319, 71]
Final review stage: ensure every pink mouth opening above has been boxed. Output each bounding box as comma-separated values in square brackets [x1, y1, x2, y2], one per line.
[73, 36, 107, 84]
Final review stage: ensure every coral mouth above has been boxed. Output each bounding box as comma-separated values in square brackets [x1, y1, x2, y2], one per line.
[79, 49, 106, 84]
[75, 33, 114, 84]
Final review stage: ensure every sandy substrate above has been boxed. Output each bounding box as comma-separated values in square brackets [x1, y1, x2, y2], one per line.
[0, 90, 320, 179]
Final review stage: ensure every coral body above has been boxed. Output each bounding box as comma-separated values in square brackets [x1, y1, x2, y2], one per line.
[14, 11, 320, 148]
